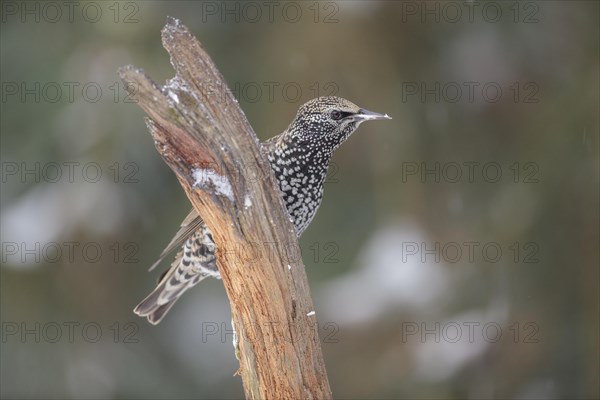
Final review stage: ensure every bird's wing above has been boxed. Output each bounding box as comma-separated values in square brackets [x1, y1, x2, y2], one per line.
[135, 226, 217, 324]
[148, 208, 205, 271]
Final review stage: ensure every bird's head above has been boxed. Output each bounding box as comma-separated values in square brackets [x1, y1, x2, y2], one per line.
[287, 96, 391, 151]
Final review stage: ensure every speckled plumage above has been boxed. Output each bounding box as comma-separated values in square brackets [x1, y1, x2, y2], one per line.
[135, 96, 391, 324]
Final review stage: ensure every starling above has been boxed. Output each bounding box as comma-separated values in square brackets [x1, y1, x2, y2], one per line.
[134, 96, 391, 324]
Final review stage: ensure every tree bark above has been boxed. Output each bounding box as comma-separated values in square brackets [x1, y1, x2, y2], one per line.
[118, 17, 332, 399]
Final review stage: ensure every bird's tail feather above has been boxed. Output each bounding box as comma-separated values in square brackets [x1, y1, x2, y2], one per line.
[134, 263, 208, 325]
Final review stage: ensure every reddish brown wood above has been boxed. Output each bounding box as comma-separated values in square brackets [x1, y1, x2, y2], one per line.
[118, 17, 332, 399]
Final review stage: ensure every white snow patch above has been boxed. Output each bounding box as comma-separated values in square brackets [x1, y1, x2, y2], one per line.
[412, 300, 509, 382]
[168, 91, 179, 104]
[306, 311, 315, 317]
[287, 264, 292, 270]
[231, 317, 238, 350]
[164, 76, 202, 105]
[1, 181, 131, 268]
[192, 168, 234, 201]
[316, 221, 452, 325]
[244, 194, 252, 208]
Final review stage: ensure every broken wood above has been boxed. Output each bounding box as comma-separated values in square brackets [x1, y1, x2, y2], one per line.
[118, 17, 332, 399]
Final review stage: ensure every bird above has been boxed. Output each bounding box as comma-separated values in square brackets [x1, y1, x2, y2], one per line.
[134, 96, 391, 324]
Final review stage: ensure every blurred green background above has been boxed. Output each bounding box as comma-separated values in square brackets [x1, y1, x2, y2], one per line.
[1, 1, 598, 399]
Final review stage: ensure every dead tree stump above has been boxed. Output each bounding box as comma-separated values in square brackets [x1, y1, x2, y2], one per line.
[118, 17, 332, 399]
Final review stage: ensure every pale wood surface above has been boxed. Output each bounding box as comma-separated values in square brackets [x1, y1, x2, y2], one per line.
[119, 17, 332, 399]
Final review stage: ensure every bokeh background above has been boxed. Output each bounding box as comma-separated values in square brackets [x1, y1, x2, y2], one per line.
[1, 1, 598, 399]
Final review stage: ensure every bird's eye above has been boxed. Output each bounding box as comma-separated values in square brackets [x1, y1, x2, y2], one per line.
[330, 110, 343, 120]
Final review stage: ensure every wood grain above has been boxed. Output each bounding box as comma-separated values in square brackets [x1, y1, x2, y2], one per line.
[119, 17, 332, 399]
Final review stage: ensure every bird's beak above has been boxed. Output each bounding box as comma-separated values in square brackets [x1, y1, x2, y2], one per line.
[351, 108, 392, 122]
